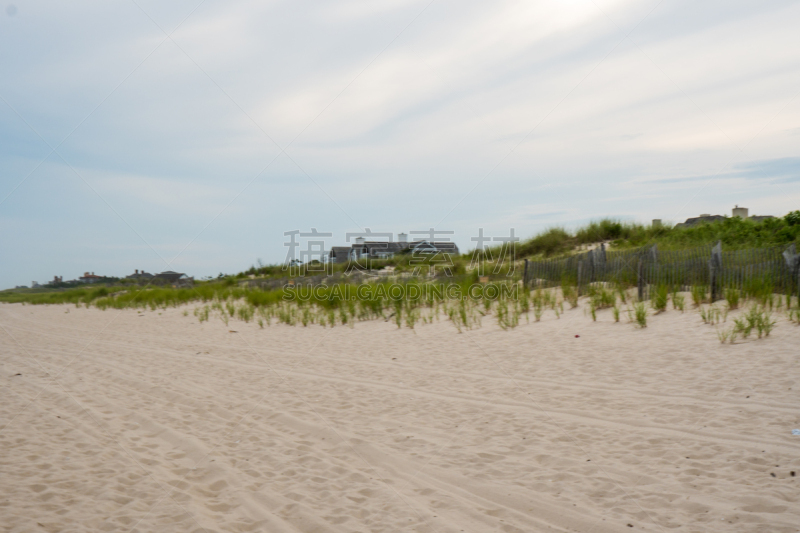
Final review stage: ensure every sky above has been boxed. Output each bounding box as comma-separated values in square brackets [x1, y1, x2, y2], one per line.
[1, 0, 799, 288]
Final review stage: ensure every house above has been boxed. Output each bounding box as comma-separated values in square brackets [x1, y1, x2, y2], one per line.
[328, 234, 460, 264]
[675, 206, 776, 228]
[409, 241, 459, 255]
[731, 205, 775, 223]
[675, 214, 726, 228]
[154, 271, 194, 287]
[154, 271, 185, 283]
[126, 269, 154, 280]
[329, 247, 352, 264]
[79, 272, 102, 283]
[349, 240, 412, 260]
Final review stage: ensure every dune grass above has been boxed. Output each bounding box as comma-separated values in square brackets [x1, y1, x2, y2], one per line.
[1, 279, 535, 331]
[231, 211, 800, 283]
[5, 210, 798, 332]
[481, 211, 800, 260]
[651, 284, 669, 313]
[631, 302, 648, 328]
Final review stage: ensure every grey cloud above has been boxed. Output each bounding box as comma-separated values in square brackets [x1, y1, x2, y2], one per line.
[1, 0, 799, 288]
[733, 157, 800, 182]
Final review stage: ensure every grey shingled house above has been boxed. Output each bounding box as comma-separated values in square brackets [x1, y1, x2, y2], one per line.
[155, 271, 189, 283]
[329, 247, 352, 264]
[126, 269, 154, 280]
[328, 236, 459, 264]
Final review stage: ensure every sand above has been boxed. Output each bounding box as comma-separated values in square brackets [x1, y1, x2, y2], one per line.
[1, 299, 799, 533]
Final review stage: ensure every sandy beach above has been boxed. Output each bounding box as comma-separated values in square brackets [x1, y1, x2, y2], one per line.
[1, 301, 799, 533]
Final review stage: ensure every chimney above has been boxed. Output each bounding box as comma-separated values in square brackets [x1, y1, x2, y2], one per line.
[397, 232, 407, 243]
[355, 237, 366, 244]
[135, 269, 139, 274]
[732, 205, 748, 218]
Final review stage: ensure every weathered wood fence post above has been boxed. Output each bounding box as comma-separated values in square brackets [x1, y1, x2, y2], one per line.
[577, 261, 583, 297]
[783, 244, 799, 301]
[637, 258, 644, 301]
[709, 241, 722, 302]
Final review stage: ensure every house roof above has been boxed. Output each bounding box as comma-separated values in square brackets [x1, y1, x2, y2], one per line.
[411, 240, 458, 250]
[328, 240, 460, 262]
[357, 242, 409, 253]
[676, 215, 726, 228]
[354, 240, 458, 251]
[154, 271, 186, 281]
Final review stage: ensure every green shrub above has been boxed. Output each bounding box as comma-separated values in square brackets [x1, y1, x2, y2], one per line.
[672, 292, 685, 312]
[560, 276, 579, 309]
[652, 284, 669, 313]
[700, 305, 722, 325]
[725, 288, 740, 310]
[734, 305, 776, 339]
[588, 285, 616, 309]
[717, 326, 737, 344]
[744, 276, 774, 307]
[691, 285, 707, 307]
[632, 302, 647, 328]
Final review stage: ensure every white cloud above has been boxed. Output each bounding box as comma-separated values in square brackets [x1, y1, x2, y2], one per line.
[1, 0, 799, 288]
[91, 172, 231, 214]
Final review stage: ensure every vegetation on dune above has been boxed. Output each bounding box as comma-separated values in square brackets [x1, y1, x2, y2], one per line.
[0, 278, 529, 331]
[632, 214, 800, 250]
[213, 211, 800, 287]
[2, 272, 795, 341]
[229, 212, 800, 283]
[2, 210, 798, 336]
[507, 211, 800, 258]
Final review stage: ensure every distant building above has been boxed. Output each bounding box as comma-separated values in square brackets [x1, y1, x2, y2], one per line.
[31, 281, 41, 288]
[126, 269, 154, 280]
[328, 234, 460, 264]
[732, 205, 748, 218]
[675, 206, 775, 228]
[154, 271, 194, 287]
[154, 271, 184, 283]
[79, 272, 102, 283]
[675, 214, 726, 228]
[329, 247, 352, 264]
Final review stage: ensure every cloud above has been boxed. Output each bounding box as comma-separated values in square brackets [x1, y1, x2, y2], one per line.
[1, 0, 799, 288]
[91, 172, 234, 215]
[734, 157, 800, 182]
[644, 157, 800, 187]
